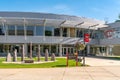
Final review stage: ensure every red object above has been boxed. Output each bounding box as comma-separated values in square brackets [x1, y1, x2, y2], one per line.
[104, 30, 114, 38]
[84, 33, 90, 42]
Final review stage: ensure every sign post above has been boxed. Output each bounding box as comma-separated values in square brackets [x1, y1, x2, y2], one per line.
[83, 33, 90, 66]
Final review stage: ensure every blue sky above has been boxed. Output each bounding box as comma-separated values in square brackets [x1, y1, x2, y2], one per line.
[0, 0, 120, 23]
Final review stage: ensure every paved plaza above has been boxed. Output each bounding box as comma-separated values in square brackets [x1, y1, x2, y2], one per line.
[0, 57, 120, 80]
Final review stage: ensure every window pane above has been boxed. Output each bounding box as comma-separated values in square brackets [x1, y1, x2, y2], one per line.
[45, 26, 54, 36]
[17, 26, 24, 35]
[0, 25, 4, 35]
[36, 26, 44, 36]
[54, 28, 60, 36]
[8, 25, 15, 35]
[26, 26, 34, 36]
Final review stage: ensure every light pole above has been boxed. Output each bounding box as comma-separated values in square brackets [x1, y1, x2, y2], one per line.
[82, 24, 99, 66]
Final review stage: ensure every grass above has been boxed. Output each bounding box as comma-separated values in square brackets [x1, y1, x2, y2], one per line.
[0, 57, 82, 68]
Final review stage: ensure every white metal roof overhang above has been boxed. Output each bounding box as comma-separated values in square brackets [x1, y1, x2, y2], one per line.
[0, 17, 106, 29]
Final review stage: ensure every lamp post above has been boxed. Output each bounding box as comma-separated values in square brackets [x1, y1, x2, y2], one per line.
[82, 24, 99, 66]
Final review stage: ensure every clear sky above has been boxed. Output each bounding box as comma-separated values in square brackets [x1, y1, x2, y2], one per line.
[0, 0, 120, 23]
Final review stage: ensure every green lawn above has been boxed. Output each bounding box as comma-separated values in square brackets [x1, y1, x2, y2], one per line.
[0, 57, 82, 68]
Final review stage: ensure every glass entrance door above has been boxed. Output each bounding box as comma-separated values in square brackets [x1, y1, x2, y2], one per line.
[62, 47, 74, 56]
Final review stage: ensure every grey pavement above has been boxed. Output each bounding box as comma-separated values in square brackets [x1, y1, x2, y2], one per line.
[85, 57, 120, 66]
[0, 57, 120, 80]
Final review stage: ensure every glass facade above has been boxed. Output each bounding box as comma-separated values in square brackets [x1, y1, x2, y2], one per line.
[36, 26, 44, 36]
[17, 26, 24, 35]
[54, 28, 60, 36]
[0, 24, 101, 40]
[8, 25, 15, 35]
[0, 25, 5, 35]
[26, 26, 34, 36]
[45, 26, 54, 36]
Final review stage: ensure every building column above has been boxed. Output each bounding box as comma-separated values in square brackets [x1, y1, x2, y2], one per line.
[59, 44, 62, 56]
[87, 45, 90, 55]
[37, 44, 40, 61]
[56, 44, 58, 54]
[21, 44, 25, 61]
[60, 28, 63, 37]
[30, 42, 32, 59]
[34, 26, 36, 36]
[75, 28, 77, 37]
[24, 44, 28, 57]
[68, 28, 70, 37]
[109, 45, 113, 56]
[41, 45, 43, 55]
[106, 46, 109, 56]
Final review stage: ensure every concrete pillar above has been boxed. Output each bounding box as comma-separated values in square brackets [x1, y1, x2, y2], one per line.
[56, 44, 58, 54]
[68, 28, 70, 37]
[21, 44, 25, 61]
[60, 28, 63, 37]
[109, 46, 113, 56]
[24, 44, 28, 57]
[59, 44, 62, 57]
[45, 49, 48, 61]
[41, 45, 43, 55]
[87, 45, 90, 55]
[106, 46, 109, 56]
[75, 28, 76, 37]
[30, 42, 32, 59]
[37, 44, 40, 61]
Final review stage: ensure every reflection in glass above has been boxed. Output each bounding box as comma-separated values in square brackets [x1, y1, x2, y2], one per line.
[45, 26, 54, 36]
[36, 26, 44, 36]
[26, 26, 34, 36]
[17, 26, 24, 35]
[8, 25, 15, 35]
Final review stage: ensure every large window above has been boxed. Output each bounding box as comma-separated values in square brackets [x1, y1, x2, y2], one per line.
[62, 28, 67, 37]
[54, 28, 60, 36]
[45, 26, 54, 36]
[26, 26, 34, 36]
[17, 26, 24, 35]
[36, 26, 44, 36]
[77, 29, 84, 38]
[8, 25, 15, 35]
[0, 25, 4, 35]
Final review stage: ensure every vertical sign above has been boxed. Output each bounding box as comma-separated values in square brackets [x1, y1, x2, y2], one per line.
[84, 33, 90, 43]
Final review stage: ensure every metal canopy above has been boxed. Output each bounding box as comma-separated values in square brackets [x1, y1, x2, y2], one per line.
[0, 17, 106, 29]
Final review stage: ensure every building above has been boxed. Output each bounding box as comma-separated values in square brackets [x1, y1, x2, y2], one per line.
[97, 21, 120, 56]
[0, 12, 106, 57]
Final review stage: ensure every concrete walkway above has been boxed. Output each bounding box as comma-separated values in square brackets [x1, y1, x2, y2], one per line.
[0, 57, 120, 80]
[0, 67, 120, 80]
[85, 57, 120, 66]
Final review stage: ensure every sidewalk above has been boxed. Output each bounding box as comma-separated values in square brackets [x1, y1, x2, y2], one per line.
[85, 57, 120, 66]
[0, 57, 120, 80]
[0, 66, 120, 80]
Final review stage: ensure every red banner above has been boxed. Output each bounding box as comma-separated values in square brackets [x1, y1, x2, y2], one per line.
[84, 33, 90, 42]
